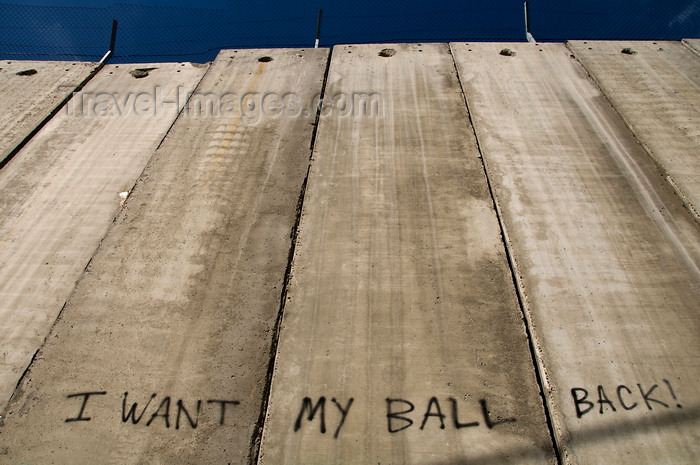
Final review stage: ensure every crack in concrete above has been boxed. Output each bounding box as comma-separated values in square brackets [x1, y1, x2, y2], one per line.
[247, 47, 334, 465]
[448, 43, 563, 465]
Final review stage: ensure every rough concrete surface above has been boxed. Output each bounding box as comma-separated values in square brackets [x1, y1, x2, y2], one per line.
[568, 40, 700, 219]
[0, 40, 698, 465]
[0, 60, 97, 165]
[258, 43, 556, 465]
[682, 38, 700, 55]
[452, 42, 700, 464]
[0, 48, 328, 464]
[0, 62, 206, 410]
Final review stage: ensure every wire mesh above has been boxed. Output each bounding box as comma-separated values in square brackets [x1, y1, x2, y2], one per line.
[0, 1, 697, 63]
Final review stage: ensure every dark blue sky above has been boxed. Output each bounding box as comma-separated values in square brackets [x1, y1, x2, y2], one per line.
[1, 1, 698, 63]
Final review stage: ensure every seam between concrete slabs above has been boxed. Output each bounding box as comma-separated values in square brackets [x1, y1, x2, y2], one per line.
[2, 61, 212, 411]
[0, 61, 101, 170]
[566, 40, 700, 224]
[448, 42, 563, 465]
[154, 63, 213, 153]
[681, 39, 700, 57]
[250, 47, 333, 465]
[2, 60, 109, 407]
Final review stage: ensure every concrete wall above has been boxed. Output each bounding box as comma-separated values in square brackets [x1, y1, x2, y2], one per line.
[0, 61, 207, 407]
[568, 40, 700, 220]
[0, 60, 97, 166]
[0, 41, 697, 464]
[452, 41, 699, 465]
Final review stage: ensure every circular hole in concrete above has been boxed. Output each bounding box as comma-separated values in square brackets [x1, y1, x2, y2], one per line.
[378, 48, 396, 57]
[258, 56, 273, 62]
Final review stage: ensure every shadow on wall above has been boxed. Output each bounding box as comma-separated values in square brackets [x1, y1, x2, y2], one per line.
[429, 405, 700, 465]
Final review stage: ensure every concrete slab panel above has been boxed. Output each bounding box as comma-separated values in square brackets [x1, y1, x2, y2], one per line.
[0, 48, 328, 464]
[568, 40, 700, 219]
[0, 63, 206, 406]
[452, 42, 700, 464]
[682, 39, 700, 55]
[258, 43, 556, 465]
[0, 60, 97, 165]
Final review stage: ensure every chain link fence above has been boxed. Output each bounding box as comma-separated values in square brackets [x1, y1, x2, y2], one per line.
[0, 1, 697, 63]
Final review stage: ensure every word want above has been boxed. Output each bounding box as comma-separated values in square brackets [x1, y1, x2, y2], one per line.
[571, 379, 682, 418]
[65, 391, 240, 429]
[294, 396, 516, 438]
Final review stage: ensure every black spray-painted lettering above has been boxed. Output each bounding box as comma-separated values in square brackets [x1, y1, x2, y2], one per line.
[479, 399, 517, 429]
[616, 385, 638, 410]
[295, 397, 326, 434]
[449, 397, 479, 429]
[294, 397, 355, 438]
[386, 398, 415, 433]
[65, 391, 107, 422]
[146, 396, 172, 428]
[597, 385, 617, 414]
[571, 388, 593, 418]
[420, 397, 446, 430]
[65, 391, 240, 429]
[176, 399, 201, 430]
[330, 397, 354, 439]
[122, 392, 156, 424]
[571, 379, 682, 418]
[638, 384, 669, 410]
[207, 399, 241, 426]
[385, 397, 514, 433]
[663, 379, 683, 409]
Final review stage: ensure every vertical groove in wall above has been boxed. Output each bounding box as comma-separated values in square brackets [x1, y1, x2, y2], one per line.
[681, 39, 700, 57]
[447, 43, 564, 465]
[248, 47, 334, 465]
[154, 63, 213, 152]
[2, 61, 213, 412]
[566, 41, 699, 224]
[0, 61, 106, 171]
